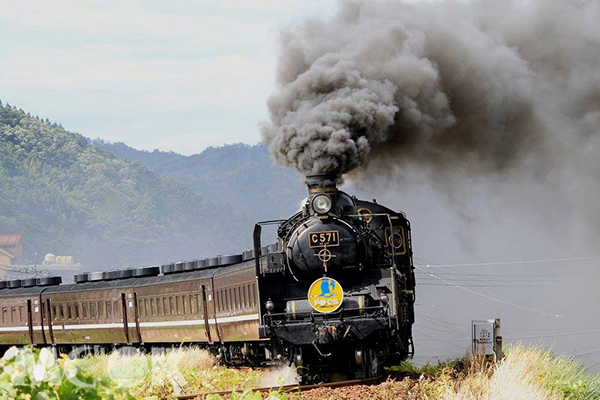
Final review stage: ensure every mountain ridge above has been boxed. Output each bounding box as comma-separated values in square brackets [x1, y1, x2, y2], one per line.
[92, 139, 306, 223]
[0, 101, 253, 270]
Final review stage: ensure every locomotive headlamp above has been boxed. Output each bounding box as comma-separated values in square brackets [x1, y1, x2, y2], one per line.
[265, 300, 275, 312]
[311, 194, 333, 214]
[380, 294, 389, 305]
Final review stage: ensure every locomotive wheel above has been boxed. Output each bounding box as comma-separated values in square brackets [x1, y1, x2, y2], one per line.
[354, 346, 382, 379]
[366, 348, 381, 378]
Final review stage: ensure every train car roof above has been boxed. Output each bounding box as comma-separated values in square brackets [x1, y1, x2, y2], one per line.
[0, 286, 46, 297]
[0, 260, 256, 297]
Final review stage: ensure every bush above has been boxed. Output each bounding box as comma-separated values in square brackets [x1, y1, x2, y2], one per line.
[0, 346, 135, 400]
[405, 345, 600, 400]
[74, 347, 261, 398]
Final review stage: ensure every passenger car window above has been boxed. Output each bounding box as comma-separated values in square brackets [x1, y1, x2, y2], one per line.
[191, 295, 197, 314]
[251, 284, 257, 307]
[83, 303, 88, 319]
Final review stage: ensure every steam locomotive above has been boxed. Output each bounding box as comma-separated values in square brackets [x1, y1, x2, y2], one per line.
[0, 174, 415, 382]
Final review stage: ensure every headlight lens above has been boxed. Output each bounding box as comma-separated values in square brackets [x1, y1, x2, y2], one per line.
[311, 194, 333, 214]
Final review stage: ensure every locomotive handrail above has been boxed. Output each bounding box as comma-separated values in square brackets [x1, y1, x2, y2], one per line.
[346, 212, 397, 266]
[265, 305, 387, 324]
[253, 219, 288, 276]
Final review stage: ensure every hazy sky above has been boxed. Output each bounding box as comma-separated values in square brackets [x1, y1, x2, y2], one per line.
[0, 0, 340, 154]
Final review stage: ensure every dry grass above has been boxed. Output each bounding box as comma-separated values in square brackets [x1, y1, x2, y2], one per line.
[407, 345, 600, 400]
[76, 346, 261, 398]
[71, 345, 600, 399]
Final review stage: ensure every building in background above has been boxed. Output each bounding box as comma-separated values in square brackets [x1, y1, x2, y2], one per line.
[0, 235, 82, 282]
[0, 234, 24, 266]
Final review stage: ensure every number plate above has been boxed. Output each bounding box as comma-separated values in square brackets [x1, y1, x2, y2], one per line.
[309, 230, 340, 248]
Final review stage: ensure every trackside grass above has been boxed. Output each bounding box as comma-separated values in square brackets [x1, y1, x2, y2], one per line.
[0, 345, 598, 399]
[402, 345, 600, 400]
[75, 347, 262, 398]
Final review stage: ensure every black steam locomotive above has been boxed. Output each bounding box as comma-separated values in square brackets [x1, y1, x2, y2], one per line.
[0, 174, 415, 382]
[256, 174, 415, 381]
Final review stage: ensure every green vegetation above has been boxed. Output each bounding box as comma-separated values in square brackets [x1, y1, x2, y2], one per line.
[0, 101, 253, 269]
[405, 345, 600, 400]
[0, 346, 134, 399]
[93, 140, 305, 223]
[387, 358, 464, 378]
[530, 348, 600, 400]
[75, 347, 262, 398]
[0, 345, 598, 399]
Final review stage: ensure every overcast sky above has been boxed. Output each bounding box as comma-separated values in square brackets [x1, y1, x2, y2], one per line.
[0, 0, 341, 154]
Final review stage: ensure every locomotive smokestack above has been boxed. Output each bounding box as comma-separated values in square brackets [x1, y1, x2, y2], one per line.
[305, 173, 339, 195]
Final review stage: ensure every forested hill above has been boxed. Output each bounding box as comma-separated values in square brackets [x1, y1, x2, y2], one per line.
[0, 102, 252, 269]
[93, 141, 305, 223]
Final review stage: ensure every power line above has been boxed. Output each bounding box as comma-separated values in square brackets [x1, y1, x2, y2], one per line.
[414, 267, 589, 281]
[415, 323, 467, 337]
[506, 329, 600, 340]
[573, 348, 600, 357]
[417, 311, 470, 334]
[417, 256, 596, 268]
[418, 308, 590, 333]
[415, 265, 563, 318]
[417, 312, 469, 329]
[413, 328, 470, 350]
[417, 282, 587, 288]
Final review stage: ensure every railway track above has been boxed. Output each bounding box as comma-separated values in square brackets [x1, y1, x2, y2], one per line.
[171, 377, 380, 400]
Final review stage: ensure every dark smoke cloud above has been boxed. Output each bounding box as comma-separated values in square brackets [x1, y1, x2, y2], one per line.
[263, 0, 600, 364]
[261, 0, 600, 178]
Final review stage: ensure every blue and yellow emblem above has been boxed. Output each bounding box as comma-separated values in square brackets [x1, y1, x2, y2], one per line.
[308, 277, 344, 313]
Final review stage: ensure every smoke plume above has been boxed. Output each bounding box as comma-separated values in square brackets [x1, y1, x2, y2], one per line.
[261, 0, 600, 362]
[261, 0, 600, 178]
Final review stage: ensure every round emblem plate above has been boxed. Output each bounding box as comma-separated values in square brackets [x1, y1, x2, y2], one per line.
[308, 277, 344, 313]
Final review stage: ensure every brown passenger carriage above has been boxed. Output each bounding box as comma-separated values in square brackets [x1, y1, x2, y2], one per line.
[0, 257, 265, 358]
